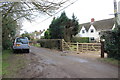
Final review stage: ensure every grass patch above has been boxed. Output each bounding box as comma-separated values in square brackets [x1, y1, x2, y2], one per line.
[2, 50, 28, 78]
[2, 50, 12, 59]
[98, 58, 119, 66]
[32, 43, 41, 47]
[2, 50, 12, 75]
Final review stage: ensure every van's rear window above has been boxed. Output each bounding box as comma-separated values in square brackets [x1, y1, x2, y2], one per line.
[16, 38, 28, 44]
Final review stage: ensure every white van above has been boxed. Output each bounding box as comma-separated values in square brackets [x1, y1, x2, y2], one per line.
[13, 37, 30, 53]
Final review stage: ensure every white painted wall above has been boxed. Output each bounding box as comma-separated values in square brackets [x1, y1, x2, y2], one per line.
[77, 26, 88, 37]
[76, 25, 100, 42]
[88, 25, 99, 38]
[88, 25, 100, 42]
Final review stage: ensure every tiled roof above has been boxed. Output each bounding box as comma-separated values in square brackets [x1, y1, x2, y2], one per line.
[79, 18, 115, 31]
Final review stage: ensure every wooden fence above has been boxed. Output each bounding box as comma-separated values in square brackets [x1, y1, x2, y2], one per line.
[33, 39, 101, 52]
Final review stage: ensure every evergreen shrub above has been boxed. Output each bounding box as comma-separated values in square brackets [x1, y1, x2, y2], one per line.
[71, 37, 89, 43]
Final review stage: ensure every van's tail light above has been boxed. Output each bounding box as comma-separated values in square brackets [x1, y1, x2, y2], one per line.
[14, 43, 20, 46]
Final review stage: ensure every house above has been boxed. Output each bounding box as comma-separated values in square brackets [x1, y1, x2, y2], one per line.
[31, 30, 45, 39]
[76, 18, 115, 42]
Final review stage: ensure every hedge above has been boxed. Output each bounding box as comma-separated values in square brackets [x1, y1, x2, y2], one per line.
[71, 37, 89, 43]
[37, 39, 62, 50]
[103, 29, 120, 60]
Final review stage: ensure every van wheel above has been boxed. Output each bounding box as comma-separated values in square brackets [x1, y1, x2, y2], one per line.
[13, 49, 17, 53]
[27, 49, 29, 53]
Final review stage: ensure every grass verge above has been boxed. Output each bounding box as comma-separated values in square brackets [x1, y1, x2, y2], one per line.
[2, 50, 12, 75]
[2, 50, 28, 78]
[32, 43, 41, 47]
[98, 58, 119, 67]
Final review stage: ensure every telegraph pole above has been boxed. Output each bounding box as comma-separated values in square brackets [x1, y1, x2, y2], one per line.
[114, 0, 118, 26]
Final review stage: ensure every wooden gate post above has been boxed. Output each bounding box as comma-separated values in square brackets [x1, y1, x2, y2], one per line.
[100, 39, 105, 58]
[77, 42, 79, 52]
[60, 39, 63, 51]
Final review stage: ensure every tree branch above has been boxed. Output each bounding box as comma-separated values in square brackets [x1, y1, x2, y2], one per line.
[3, 2, 17, 19]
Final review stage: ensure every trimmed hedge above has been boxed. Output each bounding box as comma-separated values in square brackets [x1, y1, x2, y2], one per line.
[71, 37, 89, 43]
[37, 39, 61, 50]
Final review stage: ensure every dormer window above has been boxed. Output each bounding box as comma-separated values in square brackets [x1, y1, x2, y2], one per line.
[91, 29, 94, 33]
[99, 32, 101, 35]
[82, 30, 85, 33]
[91, 37, 95, 41]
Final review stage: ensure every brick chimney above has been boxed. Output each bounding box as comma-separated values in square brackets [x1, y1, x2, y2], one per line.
[91, 18, 95, 22]
[91, 18, 95, 24]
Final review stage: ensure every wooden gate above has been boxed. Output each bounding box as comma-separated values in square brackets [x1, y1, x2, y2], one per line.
[68, 43, 101, 52]
[62, 39, 101, 52]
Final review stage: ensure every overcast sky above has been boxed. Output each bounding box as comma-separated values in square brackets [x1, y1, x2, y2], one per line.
[21, 0, 120, 34]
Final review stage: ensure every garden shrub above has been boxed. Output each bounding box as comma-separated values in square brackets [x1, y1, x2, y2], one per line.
[71, 37, 89, 43]
[41, 36, 45, 39]
[103, 25, 120, 60]
[2, 40, 13, 50]
[37, 39, 61, 50]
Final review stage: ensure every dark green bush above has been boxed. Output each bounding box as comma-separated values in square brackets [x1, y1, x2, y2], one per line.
[104, 25, 120, 60]
[71, 37, 89, 43]
[41, 36, 45, 39]
[44, 29, 51, 39]
[37, 39, 61, 50]
[2, 40, 13, 50]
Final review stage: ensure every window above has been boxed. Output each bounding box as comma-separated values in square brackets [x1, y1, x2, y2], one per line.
[91, 29, 94, 33]
[16, 37, 28, 44]
[91, 37, 95, 41]
[99, 32, 101, 35]
[82, 30, 85, 33]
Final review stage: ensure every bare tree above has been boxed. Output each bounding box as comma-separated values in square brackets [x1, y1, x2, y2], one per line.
[1, 0, 69, 21]
[1, 0, 72, 49]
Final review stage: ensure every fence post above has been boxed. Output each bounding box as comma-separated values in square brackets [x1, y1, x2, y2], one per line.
[101, 41, 104, 58]
[60, 39, 63, 51]
[77, 42, 79, 52]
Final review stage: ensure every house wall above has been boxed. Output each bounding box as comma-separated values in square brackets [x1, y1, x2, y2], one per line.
[77, 26, 88, 37]
[76, 25, 100, 42]
[88, 25, 99, 38]
[88, 25, 100, 42]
